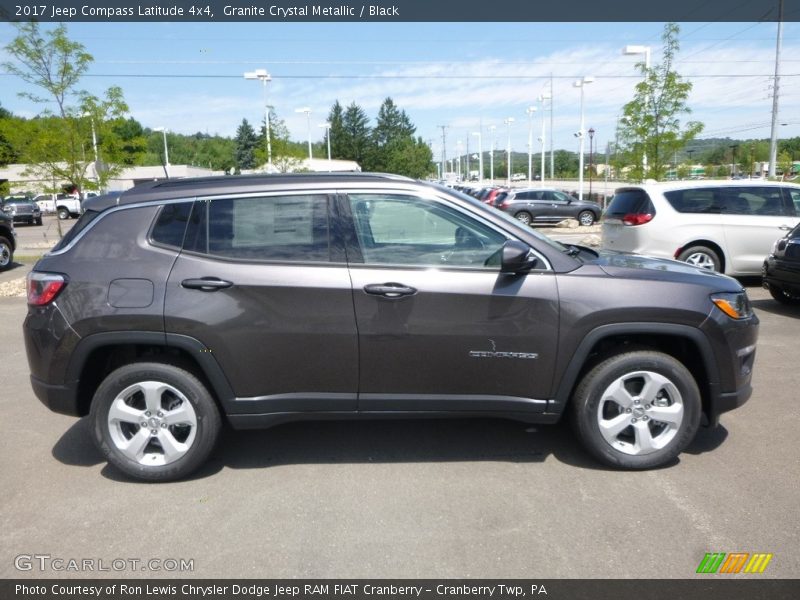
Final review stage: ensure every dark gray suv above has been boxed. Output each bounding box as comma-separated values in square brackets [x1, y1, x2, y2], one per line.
[495, 188, 601, 226]
[24, 174, 758, 481]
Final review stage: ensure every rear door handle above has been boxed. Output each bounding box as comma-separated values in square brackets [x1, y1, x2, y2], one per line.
[181, 277, 234, 291]
[779, 225, 792, 231]
[363, 283, 417, 298]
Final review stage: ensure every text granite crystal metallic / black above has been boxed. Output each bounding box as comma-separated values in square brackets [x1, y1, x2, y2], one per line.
[23, 173, 758, 481]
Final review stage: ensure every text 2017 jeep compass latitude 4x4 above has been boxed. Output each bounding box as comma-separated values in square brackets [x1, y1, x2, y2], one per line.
[24, 174, 758, 481]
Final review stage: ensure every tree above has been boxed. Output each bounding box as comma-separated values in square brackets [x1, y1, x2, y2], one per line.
[3, 22, 133, 192]
[234, 119, 258, 171]
[327, 101, 345, 159]
[383, 137, 433, 179]
[338, 102, 372, 166]
[778, 151, 794, 180]
[617, 23, 703, 181]
[553, 150, 578, 177]
[362, 98, 422, 176]
[0, 103, 21, 166]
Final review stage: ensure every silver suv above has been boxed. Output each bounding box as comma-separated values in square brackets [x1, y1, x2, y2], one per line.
[602, 181, 800, 275]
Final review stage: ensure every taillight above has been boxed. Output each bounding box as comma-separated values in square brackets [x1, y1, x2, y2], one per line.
[622, 213, 654, 226]
[27, 272, 67, 306]
[500, 200, 510, 209]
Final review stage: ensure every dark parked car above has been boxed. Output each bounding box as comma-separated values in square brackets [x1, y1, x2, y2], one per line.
[2, 195, 42, 226]
[24, 173, 758, 481]
[496, 188, 601, 226]
[763, 222, 800, 305]
[0, 210, 15, 271]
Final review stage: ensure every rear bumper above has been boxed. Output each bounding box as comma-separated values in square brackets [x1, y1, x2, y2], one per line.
[30, 374, 81, 416]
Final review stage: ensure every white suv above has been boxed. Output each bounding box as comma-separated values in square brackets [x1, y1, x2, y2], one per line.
[602, 181, 800, 276]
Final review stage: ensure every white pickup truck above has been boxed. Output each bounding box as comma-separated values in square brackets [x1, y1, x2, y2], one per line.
[33, 193, 83, 220]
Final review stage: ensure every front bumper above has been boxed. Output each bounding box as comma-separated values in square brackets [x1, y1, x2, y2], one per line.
[706, 382, 752, 427]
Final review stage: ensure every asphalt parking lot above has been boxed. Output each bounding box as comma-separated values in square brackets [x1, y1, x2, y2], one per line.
[0, 225, 798, 580]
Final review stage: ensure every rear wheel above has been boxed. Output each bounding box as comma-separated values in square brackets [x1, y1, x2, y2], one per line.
[90, 362, 222, 482]
[677, 245, 721, 272]
[0, 236, 12, 271]
[570, 351, 701, 469]
[57, 207, 70, 220]
[515, 211, 532, 226]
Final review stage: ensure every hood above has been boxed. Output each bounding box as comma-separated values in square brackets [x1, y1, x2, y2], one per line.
[590, 250, 742, 291]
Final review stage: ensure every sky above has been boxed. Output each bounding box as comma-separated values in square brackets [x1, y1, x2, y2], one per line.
[2, 19, 800, 164]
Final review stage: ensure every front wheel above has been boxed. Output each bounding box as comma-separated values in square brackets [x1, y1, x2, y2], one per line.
[677, 245, 721, 272]
[768, 283, 800, 305]
[0, 236, 13, 271]
[577, 210, 596, 226]
[570, 351, 701, 469]
[90, 362, 222, 482]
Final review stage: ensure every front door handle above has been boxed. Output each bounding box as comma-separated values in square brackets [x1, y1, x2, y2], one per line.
[181, 277, 234, 291]
[363, 283, 417, 298]
[779, 225, 792, 231]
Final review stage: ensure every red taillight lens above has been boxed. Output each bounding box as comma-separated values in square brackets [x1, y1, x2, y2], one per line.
[500, 200, 510, 209]
[27, 272, 67, 306]
[622, 213, 654, 226]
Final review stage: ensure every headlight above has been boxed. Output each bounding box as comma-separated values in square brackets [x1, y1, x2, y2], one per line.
[711, 291, 753, 320]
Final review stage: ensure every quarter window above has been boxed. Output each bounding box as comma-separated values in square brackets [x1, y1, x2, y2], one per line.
[348, 194, 507, 269]
[150, 202, 192, 249]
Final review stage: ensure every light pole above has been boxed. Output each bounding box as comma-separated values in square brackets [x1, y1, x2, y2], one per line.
[623, 45, 651, 178]
[574, 76, 594, 200]
[153, 127, 170, 178]
[588, 127, 595, 200]
[504, 117, 515, 186]
[538, 92, 550, 187]
[729, 144, 739, 177]
[295, 107, 313, 161]
[489, 125, 496, 185]
[471, 131, 483, 184]
[526, 105, 536, 184]
[82, 112, 100, 188]
[456, 140, 463, 180]
[244, 69, 272, 171]
[319, 122, 332, 170]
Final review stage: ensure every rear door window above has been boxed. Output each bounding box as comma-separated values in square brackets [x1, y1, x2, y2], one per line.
[184, 194, 333, 262]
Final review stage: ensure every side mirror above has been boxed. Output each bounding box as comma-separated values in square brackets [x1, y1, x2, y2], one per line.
[500, 240, 538, 274]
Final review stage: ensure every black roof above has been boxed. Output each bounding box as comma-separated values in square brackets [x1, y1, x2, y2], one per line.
[83, 172, 417, 212]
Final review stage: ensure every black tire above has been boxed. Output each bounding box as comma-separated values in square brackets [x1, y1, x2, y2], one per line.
[0, 236, 13, 271]
[570, 351, 701, 469]
[90, 362, 222, 482]
[35, 217, 43, 226]
[767, 283, 800, 305]
[577, 210, 596, 226]
[676, 245, 721, 272]
[515, 211, 532, 226]
[57, 207, 70, 220]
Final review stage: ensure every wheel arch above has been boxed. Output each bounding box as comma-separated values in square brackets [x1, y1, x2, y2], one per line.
[67, 332, 235, 416]
[675, 239, 726, 273]
[552, 323, 720, 424]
